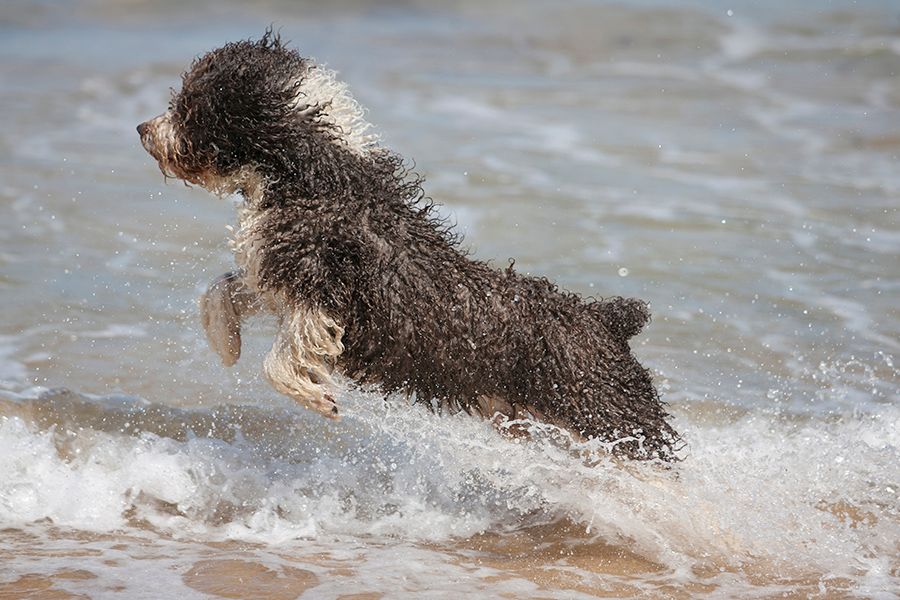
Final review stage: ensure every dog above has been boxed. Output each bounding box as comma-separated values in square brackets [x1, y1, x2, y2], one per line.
[137, 31, 680, 460]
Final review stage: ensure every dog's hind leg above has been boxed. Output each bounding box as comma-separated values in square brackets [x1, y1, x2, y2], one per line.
[263, 306, 344, 420]
[199, 270, 260, 367]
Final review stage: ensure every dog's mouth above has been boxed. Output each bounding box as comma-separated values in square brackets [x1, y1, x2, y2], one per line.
[137, 113, 188, 180]
[137, 114, 206, 186]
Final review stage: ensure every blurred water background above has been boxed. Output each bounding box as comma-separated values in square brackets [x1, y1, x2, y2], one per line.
[1, 0, 898, 597]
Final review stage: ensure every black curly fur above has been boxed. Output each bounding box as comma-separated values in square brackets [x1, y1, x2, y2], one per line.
[152, 31, 681, 460]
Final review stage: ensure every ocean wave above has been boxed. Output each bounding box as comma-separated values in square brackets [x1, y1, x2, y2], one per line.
[1, 385, 897, 590]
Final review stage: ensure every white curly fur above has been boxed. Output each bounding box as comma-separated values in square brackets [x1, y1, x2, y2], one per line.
[263, 304, 345, 419]
[291, 63, 379, 155]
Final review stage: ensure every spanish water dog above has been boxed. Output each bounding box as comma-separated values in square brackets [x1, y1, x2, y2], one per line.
[137, 32, 680, 460]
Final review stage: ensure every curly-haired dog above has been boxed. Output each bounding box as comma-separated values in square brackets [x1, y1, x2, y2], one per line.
[137, 32, 680, 460]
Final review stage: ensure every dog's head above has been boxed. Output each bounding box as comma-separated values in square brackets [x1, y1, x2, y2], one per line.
[138, 30, 378, 196]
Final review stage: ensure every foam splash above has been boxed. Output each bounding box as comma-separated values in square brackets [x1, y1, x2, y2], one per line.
[0, 385, 897, 590]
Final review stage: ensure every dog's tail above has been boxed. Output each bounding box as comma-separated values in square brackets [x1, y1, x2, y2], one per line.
[592, 296, 650, 340]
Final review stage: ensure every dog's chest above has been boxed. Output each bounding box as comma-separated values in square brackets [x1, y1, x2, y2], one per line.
[231, 203, 271, 300]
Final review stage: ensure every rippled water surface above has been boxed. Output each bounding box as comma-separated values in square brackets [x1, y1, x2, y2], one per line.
[1, 0, 899, 597]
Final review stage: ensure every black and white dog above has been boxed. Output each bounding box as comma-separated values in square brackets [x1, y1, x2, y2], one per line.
[137, 31, 679, 460]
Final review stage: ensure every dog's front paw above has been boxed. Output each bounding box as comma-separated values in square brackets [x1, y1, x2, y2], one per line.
[199, 272, 244, 366]
[322, 393, 340, 420]
[297, 392, 340, 420]
[263, 371, 341, 420]
[264, 376, 341, 421]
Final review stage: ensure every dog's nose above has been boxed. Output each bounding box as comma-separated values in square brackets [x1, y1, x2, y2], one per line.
[136, 122, 148, 137]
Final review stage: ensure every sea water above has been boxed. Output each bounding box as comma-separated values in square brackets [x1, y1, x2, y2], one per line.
[1, 0, 898, 597]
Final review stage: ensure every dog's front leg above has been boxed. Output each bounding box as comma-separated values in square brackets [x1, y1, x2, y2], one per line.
[199, 270, 260, 367]
[263, 306, 344, 420]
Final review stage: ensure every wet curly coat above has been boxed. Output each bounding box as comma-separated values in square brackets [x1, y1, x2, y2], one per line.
[137, 32, 680, 460]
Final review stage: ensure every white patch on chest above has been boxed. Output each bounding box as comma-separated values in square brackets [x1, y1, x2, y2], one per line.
[291, 63, 379, 155]
[231, 199, 269, 296]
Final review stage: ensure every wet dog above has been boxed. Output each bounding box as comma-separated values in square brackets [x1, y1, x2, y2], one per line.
[137, 31, 680, 459]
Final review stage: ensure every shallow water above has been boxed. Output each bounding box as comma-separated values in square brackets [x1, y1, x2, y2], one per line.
[1, 0, 898, 597]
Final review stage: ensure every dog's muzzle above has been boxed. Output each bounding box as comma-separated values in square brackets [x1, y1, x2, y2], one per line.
[136, 114, 174, 160]
[137, 113, 183, 179]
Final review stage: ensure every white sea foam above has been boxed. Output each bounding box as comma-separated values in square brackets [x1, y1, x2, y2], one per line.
[0, 382, 897, 593]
